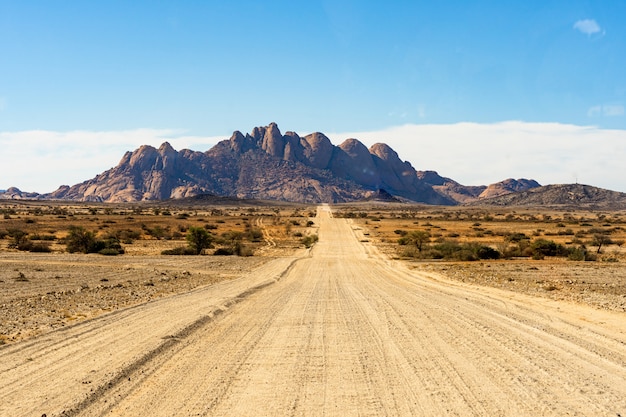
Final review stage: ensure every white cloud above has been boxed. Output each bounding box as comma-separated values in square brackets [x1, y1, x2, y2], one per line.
[327, 121, 626, 193]
[0, 129, 223, 193]
[573, 19, 602, 36]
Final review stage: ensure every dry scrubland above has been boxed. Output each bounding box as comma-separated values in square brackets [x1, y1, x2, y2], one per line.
[2, 202, 626, 416]
[1, 200, 626, 346]
[0, 201, 318, 344]
[335, 203, 626, 312]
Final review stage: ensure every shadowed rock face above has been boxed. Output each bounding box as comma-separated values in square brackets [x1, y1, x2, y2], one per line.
[330, 139, 380, 187]
[13, 123, 541, 204]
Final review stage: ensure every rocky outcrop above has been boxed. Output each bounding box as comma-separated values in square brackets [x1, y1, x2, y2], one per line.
[478, 178, 541, 199]
[4, 123, 545, 205]
[0, 187, 41, 200]
[469, 183, 626, 209]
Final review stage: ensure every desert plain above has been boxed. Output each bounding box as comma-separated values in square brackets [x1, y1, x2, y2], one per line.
[1, 200, 626, 416]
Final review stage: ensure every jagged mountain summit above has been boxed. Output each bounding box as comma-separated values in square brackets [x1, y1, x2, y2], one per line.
[3, 123, 541, 204]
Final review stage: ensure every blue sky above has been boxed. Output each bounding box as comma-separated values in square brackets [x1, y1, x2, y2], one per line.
[1, 1, 625, 193]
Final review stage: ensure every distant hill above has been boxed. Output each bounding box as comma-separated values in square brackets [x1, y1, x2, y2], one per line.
[468, 183, 626, 209]
[0, 122, 546, 205]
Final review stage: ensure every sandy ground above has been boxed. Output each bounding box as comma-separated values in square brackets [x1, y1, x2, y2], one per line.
[0, 253, 270, 343]
[1, 206, 626, 416]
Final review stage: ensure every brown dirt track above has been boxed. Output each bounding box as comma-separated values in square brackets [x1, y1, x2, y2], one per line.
[1, 205, 626, 416]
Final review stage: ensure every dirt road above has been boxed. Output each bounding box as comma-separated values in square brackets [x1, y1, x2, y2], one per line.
[2, 205, 626, 416]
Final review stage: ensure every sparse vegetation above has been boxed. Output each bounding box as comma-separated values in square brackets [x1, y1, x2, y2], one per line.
[301, 234, 319, 248]
[65, 226, 124, 255]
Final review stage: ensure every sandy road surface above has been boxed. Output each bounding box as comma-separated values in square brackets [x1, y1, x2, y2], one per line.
[2, 205, 626, 416]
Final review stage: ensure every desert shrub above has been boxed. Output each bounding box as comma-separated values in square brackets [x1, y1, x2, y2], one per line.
[400, 246, 420, 258]
[220, 231, 244, 243]
[213, 247, 235, 255]
[504, 232, 529, 243]
[475, 245, 501, 260]
[65, 226, 124, 254]
[99, 248, 122, 256]
[394, 229, 408, 236]
[405, 241, 500, 261]
[161, 246, 197, 255]
[588, 227, 612, 235]
[0, 229, 8, 239]
[120, 229, 141, 243]
[301, 234, 319, 248]
[6, 228, 37, 251]
[65, 226, 99, 253]
[213, 241, 253, 256]
[30, 233, 56, 241]
[567, 246, 591, 261]
[144, 226, 170, 240]
[245, 228, 263, 242]
[100, 237, 124, 255]
[529, 239, 566, 258]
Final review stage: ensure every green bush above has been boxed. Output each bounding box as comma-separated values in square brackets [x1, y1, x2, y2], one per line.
[530, 239, 566, 258]
[186, 226, 214, 255]
[65, 226, 99, 253]
[65, 226, 124, 255]
[402, 240, 500, 261]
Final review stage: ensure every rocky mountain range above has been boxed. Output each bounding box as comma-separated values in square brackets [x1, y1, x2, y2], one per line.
[1, 122, 549, 205]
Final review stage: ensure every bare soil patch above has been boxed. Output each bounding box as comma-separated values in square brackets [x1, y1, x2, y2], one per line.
[0, 200, 317, 345]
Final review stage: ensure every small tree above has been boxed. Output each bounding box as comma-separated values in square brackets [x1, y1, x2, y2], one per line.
[186, 226, 213, 255]
[591, 233, 613, 254]
[399, 230, 431, 252]
[66, 226, 99, 253]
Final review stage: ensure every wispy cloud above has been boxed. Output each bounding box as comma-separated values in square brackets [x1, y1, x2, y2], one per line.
[328, 122, 626, 193]
[587, 104, 625, 117]
[0, 129, 224, 193]
[573, 19, 603, 36]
